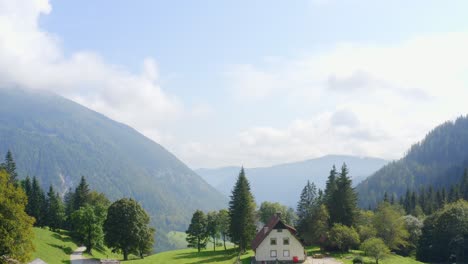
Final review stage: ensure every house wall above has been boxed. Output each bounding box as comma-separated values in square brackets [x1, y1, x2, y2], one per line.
[255, 229, 305, 262]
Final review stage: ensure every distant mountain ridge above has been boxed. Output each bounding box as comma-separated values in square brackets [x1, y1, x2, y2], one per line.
[196, 155, 388, 206]
[0, 88, 227, 251]
[356, 116, 468, 208]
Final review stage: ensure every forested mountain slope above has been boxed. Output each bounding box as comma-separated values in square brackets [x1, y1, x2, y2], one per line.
[356, 116, 468, 207]
[0, 88, 227, 251]
[197, 155, 387, 206]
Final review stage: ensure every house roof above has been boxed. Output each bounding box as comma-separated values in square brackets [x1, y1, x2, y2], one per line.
[251, 213, 298, 250]
[29, 258, 47, 264]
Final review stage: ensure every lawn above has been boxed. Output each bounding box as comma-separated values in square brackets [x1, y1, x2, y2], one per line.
[125, 247, 253, 264]
[31, 227, 79, 264]
[306, 246, 424, 264]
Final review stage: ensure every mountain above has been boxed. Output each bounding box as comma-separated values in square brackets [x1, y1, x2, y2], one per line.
[0, 88, 227, 251]
[196, 155, 388, 207]
[356, 116, 468, 208]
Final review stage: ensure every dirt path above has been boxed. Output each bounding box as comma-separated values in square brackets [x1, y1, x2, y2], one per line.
[70, 247, 99, 264]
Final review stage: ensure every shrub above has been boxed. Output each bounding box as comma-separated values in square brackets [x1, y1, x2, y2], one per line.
[352, 256, 363, 264]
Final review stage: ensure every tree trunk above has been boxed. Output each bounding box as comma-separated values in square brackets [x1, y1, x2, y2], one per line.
[213, 236, 216, 252]
[223, 234, 226, 251]
[123, 249, 128, 261]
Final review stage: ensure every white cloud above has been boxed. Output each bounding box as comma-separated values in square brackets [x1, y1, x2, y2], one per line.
[0, 0, 182, 134]
[185, 33, 468, 167]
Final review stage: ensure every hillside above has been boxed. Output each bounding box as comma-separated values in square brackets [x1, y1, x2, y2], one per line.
[0, 88, 227, 251]
[356, 116, 468, 207]
[31, 228, 78, 264]
[196, 155, 388, 206]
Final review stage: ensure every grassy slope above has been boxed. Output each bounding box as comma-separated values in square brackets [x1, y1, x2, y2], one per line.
[31, 227, 79, 264]
[125, 247, 253, 264]
[307, 246, 424, 264]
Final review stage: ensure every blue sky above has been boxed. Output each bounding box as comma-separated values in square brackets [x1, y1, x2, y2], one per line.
[2, 0, 468, 167]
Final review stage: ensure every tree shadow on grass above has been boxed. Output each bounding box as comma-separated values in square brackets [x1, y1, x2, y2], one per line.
[52, 232, 73, 243]
[47, 243, 74, 255]
[174, 248, 239, 264]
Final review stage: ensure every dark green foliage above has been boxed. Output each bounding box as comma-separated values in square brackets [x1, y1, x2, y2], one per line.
[296, 180, 327, 245]
[28, 176, 46, 227]
[104, 198, 155, 260]
[3, 150, 17, 183]
[417, 200, 468, 263]
[186, 210, 208, 253]
[372, 202, 409, 250]
[228, 168, 256, 252]
[259, 201, 297, 226]
[73, 176, 91, 211]
[46, 185, 65, 231]
[0, 88, 226, 251]
[357, 116, 468, 208]
[326, 164, 358, 226]
[352, 256, 363, 264]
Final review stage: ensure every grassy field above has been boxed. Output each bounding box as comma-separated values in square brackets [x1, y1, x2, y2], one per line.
[306, 246, 424, 264]
[125, 247, 253, 264]
[31, 227, 79, 264]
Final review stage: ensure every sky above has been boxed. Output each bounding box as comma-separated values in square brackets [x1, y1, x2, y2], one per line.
[1, 0, 468, 168]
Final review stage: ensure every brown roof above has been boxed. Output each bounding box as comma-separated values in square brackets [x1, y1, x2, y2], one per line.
[251, 213, 298, 250]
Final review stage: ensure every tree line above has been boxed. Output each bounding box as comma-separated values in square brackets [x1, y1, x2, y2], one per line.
[0, 151, 155, 262]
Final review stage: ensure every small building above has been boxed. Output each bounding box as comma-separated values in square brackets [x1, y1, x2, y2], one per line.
[251, 213, 306, 263]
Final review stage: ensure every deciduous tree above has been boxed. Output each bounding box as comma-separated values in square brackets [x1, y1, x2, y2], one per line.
[186, 210, 208, 253]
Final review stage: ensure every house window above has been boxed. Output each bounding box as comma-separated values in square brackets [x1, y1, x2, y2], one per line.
[283, 238, 289, 245]
[270, 238, 277, 245]
[270, 250, 277, 258]
[283, 250, 290, 257]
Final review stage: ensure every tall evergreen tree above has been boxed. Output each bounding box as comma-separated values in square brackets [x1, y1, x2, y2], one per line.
[73, 176, 90, 211]
[63, 188, 75, 230]
[186, 210, 208, 253]
[30, 176, 46, 226]
[296, 181, 318, 244]
[324, 165, 339, 225]
[46, 185, 65, 231]
[461, 169, 468, 200]
[228, 168, 256, 252]
[333, 164, 358, 226]
[3, 150, 18, 183]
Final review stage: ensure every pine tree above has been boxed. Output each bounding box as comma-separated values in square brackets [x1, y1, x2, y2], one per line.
[296, 180, 318, 242]
[461, 169, 468, 200]
[63, 188, 75, 230]
[186, 210, 208, 253]
[333, 163, 358, 226]
[46, 185, 65, 231]
[4, 150, 18, 183]
[228, 168, 256, 252]
[324, 165, 339, 225]
[73, 176, 90, 211]
[30, 176, 46, 226]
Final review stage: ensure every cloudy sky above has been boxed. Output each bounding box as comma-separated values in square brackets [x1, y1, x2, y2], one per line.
[1, 0, 468, 168]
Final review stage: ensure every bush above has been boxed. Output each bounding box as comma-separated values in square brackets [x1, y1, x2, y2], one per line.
[353, 256, 363, 264]
[328, 224, 360, 252]
[361, 238, 390, 264]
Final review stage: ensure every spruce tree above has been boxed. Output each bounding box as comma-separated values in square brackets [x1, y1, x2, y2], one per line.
[3, 150, 18, 183]
[73, 176, 90, 211]
[324, 165, 339, 225]
[228, 168, 256, 252]
[296, 180, 318, 244]
[333, 163, 358, 226]
[30, 176, 46, 226]
[46, 185, 65, 231]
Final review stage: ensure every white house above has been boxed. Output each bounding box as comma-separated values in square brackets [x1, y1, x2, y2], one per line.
[251, 213, 306, 263]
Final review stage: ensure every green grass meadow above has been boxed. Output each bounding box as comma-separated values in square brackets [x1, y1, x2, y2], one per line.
[31, 227, 79, 264]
